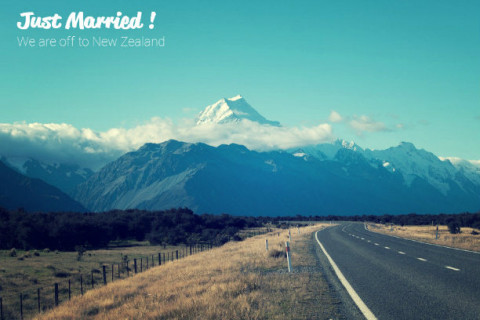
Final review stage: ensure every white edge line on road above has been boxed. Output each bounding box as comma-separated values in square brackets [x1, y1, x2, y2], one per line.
[315, 231, 377, 320]
[364, 224, 480, 255]
[445, 266, 460, 271]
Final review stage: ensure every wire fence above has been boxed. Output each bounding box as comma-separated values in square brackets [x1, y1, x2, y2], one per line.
[0, 243, 213, 320]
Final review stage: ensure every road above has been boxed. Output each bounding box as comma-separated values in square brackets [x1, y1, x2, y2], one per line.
[315, 223, 480, 320]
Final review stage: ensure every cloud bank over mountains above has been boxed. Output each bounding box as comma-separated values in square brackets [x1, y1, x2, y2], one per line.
[1, 96, 477, 171]
[0, 106, 334, 169]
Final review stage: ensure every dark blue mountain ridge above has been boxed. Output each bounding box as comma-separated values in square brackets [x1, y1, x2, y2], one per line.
[74, 139, 480, 216]
[0, 160, 86, 212]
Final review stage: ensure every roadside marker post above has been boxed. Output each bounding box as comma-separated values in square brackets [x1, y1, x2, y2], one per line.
[286, 241, 292, 273]
[265, 239, 269, 251]
[288, 229, 291, 242]
[436, 225, 439, 240]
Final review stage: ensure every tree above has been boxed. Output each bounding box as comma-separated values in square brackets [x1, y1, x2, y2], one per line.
[448, 221, 461, 234]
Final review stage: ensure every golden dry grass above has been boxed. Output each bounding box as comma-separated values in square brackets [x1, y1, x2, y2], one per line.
[35, 225, 341, 320]
[368, 223, 480, 252]
[0, 243, 188, 318]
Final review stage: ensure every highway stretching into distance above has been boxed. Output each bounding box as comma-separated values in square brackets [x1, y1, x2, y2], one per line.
[315, 223, 480, 320]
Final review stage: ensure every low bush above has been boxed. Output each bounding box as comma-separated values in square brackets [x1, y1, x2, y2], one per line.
[268, 249, 285, 258]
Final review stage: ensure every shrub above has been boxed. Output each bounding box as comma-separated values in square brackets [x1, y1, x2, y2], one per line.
[33, 250, 40, 256]
[268, 249, 285, 259]
[54, 271, 71, 278]
[9, 248, 17, 257]
[43, 248, 50, 253]
[448, 222, 461, 234]
[471, 230, 479, 235]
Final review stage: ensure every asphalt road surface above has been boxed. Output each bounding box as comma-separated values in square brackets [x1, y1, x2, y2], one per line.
[315, 223, 480, 320]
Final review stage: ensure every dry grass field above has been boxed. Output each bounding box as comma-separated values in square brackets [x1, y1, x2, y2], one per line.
[0, 242, 192, 319]
[368, 223, 480, 252]
[34, 225, 342, 320]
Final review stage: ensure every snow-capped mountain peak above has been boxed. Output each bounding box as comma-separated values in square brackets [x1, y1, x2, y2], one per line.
[196, 95, 280, 126]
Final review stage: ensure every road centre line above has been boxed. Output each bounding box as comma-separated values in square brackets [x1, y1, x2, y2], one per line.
[445, 266, 460, 271]
[316, 231, 377, 320]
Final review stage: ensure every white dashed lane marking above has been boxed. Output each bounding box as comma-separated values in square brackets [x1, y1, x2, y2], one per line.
[417, 258, 427, 262]
[384, 247, 390, 250]
[398, 251, 406, 255]
[445, 266, 460, 271]
[374, 243, 379, 246]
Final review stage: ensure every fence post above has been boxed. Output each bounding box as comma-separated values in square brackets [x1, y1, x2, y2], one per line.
[68, 279, 71, 300]
[37, 288, 41, 313]
[151, 254, 154, 267]
[265, 239, 269, 251]
[117, 264, 120, 279]
[436, 225, 439, 240]
[190, 245, 192, 255]
[158, 253, 161, 266]
[80, 275, 83, 295]
[54, 283, 59, 306]
[0, 296, 3, 320]
[163, 253, 165, 264]
[285, 241, 292, 273]
[102, 266, 107, 285]
[140, 258, 143, 272]
[20, 294, 23, 320]
[134, 259, 137, 274]
[176, 250, 178, 260]
[127, 261, 130, 277]
[91, 271, 94, 288]
[112, 265, 114, 282]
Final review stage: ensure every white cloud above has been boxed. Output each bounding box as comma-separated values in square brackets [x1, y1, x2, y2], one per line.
[0, 119, 334, 170]
[348, 115, 389, 135]
[328, 110, 343, 123]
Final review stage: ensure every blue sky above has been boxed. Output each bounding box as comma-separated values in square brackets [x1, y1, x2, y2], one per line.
[1, 0, 479, 160]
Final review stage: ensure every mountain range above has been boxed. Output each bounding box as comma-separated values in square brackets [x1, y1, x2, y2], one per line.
[0, 160, 85, 212]
[1, 96, 479, 215]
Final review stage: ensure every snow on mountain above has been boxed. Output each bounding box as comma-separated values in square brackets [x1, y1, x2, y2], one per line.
[75, 139, 480, 215]
[1, 157, 93, 197]
[290, 140, 480, 197]
[289, 139, 363, 161]
[196, 95, 280, 126]
[440, 157, 480, 185]
[364, 142, 460, 195]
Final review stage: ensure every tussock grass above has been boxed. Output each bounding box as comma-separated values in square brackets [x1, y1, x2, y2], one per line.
[369, 224, 480, 252]
[35, 225, 341, 320]
[0, 243, 188, 319]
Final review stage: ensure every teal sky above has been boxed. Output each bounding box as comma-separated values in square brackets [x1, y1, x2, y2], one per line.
[1, 0, 479, 159]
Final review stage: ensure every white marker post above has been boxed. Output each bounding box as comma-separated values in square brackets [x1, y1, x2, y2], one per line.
[297, 227, 300, 234]
[265, 239, 269, 251]
[285, 241, 292, 272]
[288, 229, 291, 242]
